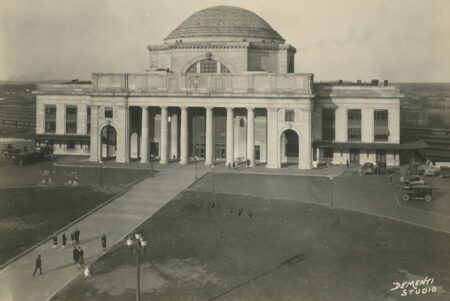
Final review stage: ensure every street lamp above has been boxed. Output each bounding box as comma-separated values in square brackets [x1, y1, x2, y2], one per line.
[126, 233, 147, 301]
[194, 156, 199, 181]
[150, 154, 154, 178]
[329, 176, 334, 208]
[98, 161, 103, 187]
[211, 165, 215, 193]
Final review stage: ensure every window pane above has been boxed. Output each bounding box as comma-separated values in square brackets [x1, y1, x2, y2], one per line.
[105, 107, 113, 118]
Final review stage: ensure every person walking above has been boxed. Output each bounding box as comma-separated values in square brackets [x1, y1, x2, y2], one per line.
[32, 255, 43, 277]
[389, 173, 393, 185]
[70, 231, 75, 246]
[72, 247, 79, 265]
[61, 232, 67, 249]
[52, 234, 58, 249]
[74, 227, 80, 245]
[77, 246, 84, 269]
[101, 234, 107, 250]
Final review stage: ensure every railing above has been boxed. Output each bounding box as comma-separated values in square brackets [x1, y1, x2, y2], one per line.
[91, 72, 313, 95]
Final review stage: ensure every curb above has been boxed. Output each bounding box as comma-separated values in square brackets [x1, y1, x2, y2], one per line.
[0, 172, 151, 271]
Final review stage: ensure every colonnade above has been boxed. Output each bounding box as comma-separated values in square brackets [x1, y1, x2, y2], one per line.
[139, 106, 256, 166]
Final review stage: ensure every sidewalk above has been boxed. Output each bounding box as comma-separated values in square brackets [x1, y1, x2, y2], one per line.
[0, 162, 208, 301]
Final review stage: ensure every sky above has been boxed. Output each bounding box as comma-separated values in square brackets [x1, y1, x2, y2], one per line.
[0, 0, 449, 82]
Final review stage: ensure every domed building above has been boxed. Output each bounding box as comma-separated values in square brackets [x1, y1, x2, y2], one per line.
[35, 6, 402, 169]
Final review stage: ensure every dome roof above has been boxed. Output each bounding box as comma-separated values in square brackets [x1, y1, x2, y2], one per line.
[165, 6, 284, 43]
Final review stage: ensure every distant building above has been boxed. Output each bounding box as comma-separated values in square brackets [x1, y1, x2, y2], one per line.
[34, 6, 402, 168]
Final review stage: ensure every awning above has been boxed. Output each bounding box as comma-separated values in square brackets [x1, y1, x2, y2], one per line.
[397, 140, 429, 150]
[374, 126, 389, 136]
[35, 134, 90, 141]
[313, 141, 400, 150]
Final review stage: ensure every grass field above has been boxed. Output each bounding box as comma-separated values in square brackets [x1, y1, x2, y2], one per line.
[0, 186, 117, 265]
[51, 190, 450, 301]
[0, 162, 151, 265]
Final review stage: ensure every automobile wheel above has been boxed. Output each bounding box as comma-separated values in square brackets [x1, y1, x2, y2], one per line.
[402, 194, 410, 202]
[424, 195, 432, 203]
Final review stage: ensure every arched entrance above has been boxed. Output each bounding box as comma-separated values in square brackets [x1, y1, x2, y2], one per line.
[280, 129, 299, 166]
[101, 125, 117, 160]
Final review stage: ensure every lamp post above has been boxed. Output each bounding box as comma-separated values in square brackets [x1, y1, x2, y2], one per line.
[194, 156, 199, 181]
[211, 165, 215, 193]
[329, 176, 334, 208]
[126, 233, 147, 301]
[150, 154, 154, 178]
[98, 161, 103, 187]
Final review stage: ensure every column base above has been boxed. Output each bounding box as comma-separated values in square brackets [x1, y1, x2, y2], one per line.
[140, 159, 149, 164]
[266, 163, 280, 169]
[179, 159, 188, 165]
[204, 161, 213, 166]
[115, 158, 129, 163]
[89, 157, 99, 162]
[298, 163, 312, 170]
[160, 159, 168, 164]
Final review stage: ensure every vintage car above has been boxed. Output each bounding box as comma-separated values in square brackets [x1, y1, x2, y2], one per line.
[401, 184, 433, 203]
[375, 162, 387, 174]
[363, 163, 375, 175]
[400, 175, 425, 186]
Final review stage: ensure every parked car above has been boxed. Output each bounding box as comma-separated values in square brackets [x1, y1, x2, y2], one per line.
[363, 163, 374, 175]
[375, 162, 387, 174]
[10, 151, 45, 165]
[400, 175, 425, 186]
[401, 184, 433, 203]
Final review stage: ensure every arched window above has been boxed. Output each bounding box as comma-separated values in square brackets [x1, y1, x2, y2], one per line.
[186, 59, 231, 74]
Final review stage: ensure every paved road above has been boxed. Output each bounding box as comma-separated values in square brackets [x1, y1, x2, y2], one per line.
[0, 162, 208, 301]
[191, 172, 450, 233]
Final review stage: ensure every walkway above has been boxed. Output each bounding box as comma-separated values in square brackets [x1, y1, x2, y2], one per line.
[0, 162, 208, 301]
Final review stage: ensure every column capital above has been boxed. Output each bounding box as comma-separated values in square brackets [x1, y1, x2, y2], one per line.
[179, 106, 188, 110]
[141, 105, 149, 109]
[266, 107, 278, 112]
[246, 107, 255, 111]
[160, 106, 168, 109]
[226, 107, 234, 111]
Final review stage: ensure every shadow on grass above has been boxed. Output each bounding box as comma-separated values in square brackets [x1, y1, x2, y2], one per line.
[209, 252, 307, 301]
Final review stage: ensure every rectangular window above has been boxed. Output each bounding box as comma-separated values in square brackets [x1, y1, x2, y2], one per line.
[376, 149, 386, 164]
[66, 106, 77, 134]
[66, 142, 76, 149]
[323, 148, 334, 158]
[44, 105, 56, 133]
[347, 109, 361, 141]
[285, 110, 295, 122]
[200, 60, 217, 73]
[87, 107, 91, 134]
[105, 107, 113, 118]
[374, 110, 389, 141]
[322, 109, 335, 140]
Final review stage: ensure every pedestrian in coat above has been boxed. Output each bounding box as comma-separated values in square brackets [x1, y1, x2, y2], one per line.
[32, 255, 42, 277]
[101, 234, 107, 250]
[62, 233, 67, 249]
[77, 246, 84, 269]
[70, 231, 75, 246]
[74, 227, 80, 244]
[72, 247, 79, 264]
[52, 234, 58, 249]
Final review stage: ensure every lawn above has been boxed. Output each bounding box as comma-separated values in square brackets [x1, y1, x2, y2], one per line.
[0, 163, 151, 265]
[51, 190, 450, 301]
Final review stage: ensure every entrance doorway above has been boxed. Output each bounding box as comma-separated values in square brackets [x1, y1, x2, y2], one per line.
[280, 129, 299, 166]
[101, 125, 117, 160]
[349, 149, 360, 165]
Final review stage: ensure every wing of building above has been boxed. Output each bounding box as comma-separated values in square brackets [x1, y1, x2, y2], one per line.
[34, 6, 402, 169]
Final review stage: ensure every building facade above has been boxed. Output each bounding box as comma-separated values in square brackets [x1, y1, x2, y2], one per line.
[34, 6, 402, 169]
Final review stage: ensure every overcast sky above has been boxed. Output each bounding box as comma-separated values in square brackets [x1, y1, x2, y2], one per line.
[1, 0, 449, 82]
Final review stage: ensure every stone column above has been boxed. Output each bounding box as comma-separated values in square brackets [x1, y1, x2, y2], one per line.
[299, 107, 312, 169]
[180, 107, 188, 165]
[205, 107, 213, 165]
[89, 105, 99, 162]
[335, 107, 347, 142]
[116, 105, 130, 163]
[170, 112, 178, 160]
[77, 104, 87, 134]
[160, 106, 168, 164]
[266, 108, 279, 168]
[226, 107, 234, 166]
[246, 107, 255, 167]
[140, 106, 149, 163]
[56, 104, 65, 134]
[362, 108, 374, 143]
[389, 107, 400, 144]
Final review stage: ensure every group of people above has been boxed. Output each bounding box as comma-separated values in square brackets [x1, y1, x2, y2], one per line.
[227, 159, 251, 169]
[34, 227, 107, 278]
[52, 227, 80, 249]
